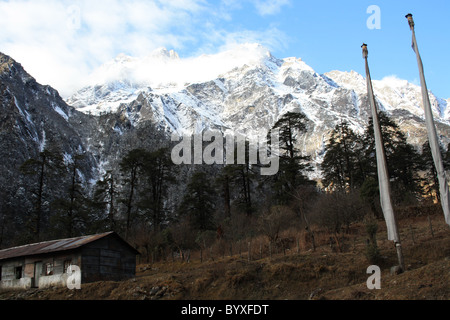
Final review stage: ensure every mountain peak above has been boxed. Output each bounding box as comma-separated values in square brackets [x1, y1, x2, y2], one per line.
[113, 53, 136, 64]
[82, 43, 279, 91]
[0, 51, 13, 64]
[112, 48, 180, 64]
[0, 52, 20, 76]
[376, 75, 412, 89]
[215, 43, 274, 64]
[0, 51, 37, 87]
[324, 70, 366, 92]
[67, 43, 449, 145]
[149, 47, 180, 60]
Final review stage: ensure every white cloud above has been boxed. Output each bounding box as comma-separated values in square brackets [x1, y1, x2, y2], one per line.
[251, 0, 291, 16]
[191, 24, 289, 58]
[378, 75, 411, 88]
[0, 0, 290, 97]
[219, 0, 290, 18]
[0, 0, 207, 96]
[87, 43, 272, 90]
[220, 28, 289, 53]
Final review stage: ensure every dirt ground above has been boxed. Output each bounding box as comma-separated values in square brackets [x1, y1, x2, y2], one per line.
[0, 212, 449, 301]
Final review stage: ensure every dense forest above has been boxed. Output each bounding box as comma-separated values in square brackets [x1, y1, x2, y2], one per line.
[0, 110, 449, 263]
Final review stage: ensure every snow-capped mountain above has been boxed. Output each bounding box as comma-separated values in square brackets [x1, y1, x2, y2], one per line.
[0, 52, 99, 214]
[1, 42, 448, 201]
[1, 45, 449, 227]
[67, 43, 450, 161]
[446, 99, 450, 120]
[0, 50, 177, 230]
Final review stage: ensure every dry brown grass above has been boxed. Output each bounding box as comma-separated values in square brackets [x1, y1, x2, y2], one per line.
[0, 210, 449, 300]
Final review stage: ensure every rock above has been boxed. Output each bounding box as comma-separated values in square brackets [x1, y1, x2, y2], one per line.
[149, 286, 160, 295]
[157, 286, 168, 297]
[309, 288, 323, 300]
[390, 265, 403, 275]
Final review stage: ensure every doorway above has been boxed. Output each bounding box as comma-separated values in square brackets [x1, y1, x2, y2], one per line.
[33, 262, 42, 288]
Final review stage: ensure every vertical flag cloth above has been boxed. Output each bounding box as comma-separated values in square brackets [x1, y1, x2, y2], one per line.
[362, 44, 400, 243]
[407, 14, 450, 226]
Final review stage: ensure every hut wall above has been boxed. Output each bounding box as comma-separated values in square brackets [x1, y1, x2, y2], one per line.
[81, 236, 137, 283]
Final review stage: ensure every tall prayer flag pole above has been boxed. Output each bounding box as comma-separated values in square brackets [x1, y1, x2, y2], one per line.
[362, 43, 405, 271]
[406, 13, 450, 226]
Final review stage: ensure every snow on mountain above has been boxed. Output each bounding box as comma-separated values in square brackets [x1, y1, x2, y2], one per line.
[66, 43, 450, 162]
[0, 51, 98, 198]
[446, 99, 450, 121]
[1, 43, 449, 196]
[375, 76, 444, 118]
[67, 43, 274, 114]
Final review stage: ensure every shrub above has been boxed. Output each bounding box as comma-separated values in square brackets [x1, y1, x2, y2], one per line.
[364, 217, 381, 264]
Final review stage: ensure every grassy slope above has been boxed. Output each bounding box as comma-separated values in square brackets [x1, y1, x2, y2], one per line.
[0, 212, 449, 300]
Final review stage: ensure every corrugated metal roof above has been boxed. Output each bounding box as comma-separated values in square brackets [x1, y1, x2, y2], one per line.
[0, 232, 116, 261]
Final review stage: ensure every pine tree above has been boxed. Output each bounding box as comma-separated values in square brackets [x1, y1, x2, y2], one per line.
[362, 112, 421, 203]
[321, 122, 363, 191]
[217, 139, 257, 216]
[0, 190, 11, 248]
[274, 111, 307, 159]
[51, 153, 91, 238]
[119, 148, 148, 240]
[93, 170, 118, 232]
[20, 149, 63, 241]
[360, 177, 381, 218]
[234, 161, 256, 216]
[215, 168, 232, 219]
[179, 171, 216, 232]
[270, 111, 314, 204]
[420, 140, 447, 202]
[138, 147, 177, 232]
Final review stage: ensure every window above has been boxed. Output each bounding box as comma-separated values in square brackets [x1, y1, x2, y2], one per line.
[64, 260, 72, 273]
[15, 266, 22, 280]
[44, 263, 53, 276]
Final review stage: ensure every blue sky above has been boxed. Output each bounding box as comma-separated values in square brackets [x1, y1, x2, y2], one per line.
[0, 0, 448, 99]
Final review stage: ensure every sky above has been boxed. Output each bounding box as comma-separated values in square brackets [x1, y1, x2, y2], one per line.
[0, 0, 449, 99]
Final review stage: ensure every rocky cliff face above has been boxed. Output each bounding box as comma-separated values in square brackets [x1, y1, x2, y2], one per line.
[1, 45, 449, 245]
[1, 44, 449, 199]
[66, 44, 450, 169]
[0, 53, 98, 193]
[0, 52, 170, 246]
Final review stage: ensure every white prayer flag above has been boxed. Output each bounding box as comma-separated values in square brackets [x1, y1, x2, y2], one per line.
[408, 14, 450, 226]
[362, 44, 400, 242]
